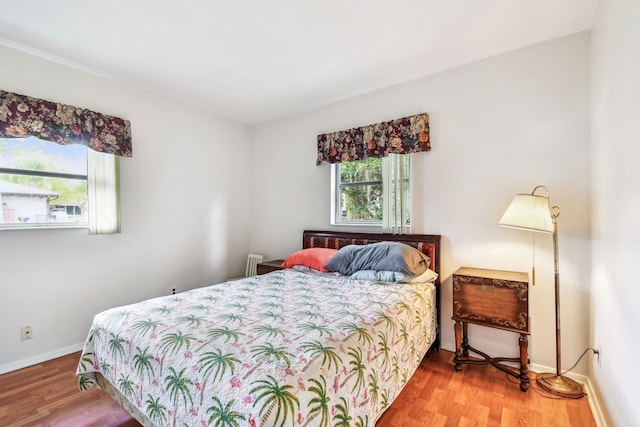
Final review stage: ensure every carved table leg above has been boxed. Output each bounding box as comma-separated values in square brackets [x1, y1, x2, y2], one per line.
[462, 322, 469, 357]
[454, 320, 462, 372]
[518, 333, 529, 391]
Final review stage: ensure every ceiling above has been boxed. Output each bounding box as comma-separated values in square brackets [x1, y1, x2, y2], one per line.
[0, 1, 599, 125]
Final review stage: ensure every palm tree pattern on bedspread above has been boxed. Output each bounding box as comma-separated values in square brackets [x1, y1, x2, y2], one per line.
[76, 269, 436, 427]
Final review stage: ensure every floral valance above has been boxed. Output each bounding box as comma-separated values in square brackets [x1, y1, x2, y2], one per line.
[0, 89, 132, 157]
[316, 113, 429, 165]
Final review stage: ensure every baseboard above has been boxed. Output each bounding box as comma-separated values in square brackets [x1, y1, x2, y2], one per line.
[583, 377, 609, 427]
[0, 342, 85, 375]
[528, 361, 589, 384]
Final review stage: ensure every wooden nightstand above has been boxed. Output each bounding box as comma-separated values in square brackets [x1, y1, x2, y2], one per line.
[452, 267, 530, 391]
[256, 260, 285, 275]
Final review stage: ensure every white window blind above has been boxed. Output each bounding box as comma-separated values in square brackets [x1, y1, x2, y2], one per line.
[382, 154, 411, 234]
[88, 149, 121, 235]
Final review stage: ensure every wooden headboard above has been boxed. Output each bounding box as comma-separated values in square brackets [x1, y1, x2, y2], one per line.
[302, 229, 442, 352]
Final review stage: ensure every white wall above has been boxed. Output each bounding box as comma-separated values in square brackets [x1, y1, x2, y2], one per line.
[249, 32, 591, 375]
[590, 0, 640, 425]
[0, 45, 252, 372]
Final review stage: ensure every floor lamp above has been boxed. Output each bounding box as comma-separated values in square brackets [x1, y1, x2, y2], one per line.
[499, 185, 584, 398]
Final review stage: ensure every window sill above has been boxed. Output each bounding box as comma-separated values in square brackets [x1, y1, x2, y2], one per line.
[0, 223, 89, 231]
[329, 222, 383, 232]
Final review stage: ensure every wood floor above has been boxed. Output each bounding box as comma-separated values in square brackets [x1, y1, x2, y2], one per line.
[0, 349, 596, 427]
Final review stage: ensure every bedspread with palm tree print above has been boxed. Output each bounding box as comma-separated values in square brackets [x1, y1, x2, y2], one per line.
[77, 268, 436, 427]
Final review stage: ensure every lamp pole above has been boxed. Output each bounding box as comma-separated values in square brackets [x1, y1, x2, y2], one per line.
[536, 205, 584, 398]
[552, 207, 561, 377]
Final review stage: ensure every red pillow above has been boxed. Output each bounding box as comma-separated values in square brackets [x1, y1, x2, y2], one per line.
[282, 248, 338, 272]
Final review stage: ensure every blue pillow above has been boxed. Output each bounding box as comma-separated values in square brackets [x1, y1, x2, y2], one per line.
[350, 270, 404, 282]
[350, 268, 438, 284]
[324, 241, 430, 276]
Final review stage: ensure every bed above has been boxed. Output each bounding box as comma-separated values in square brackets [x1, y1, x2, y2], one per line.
[76, 230, 441, 427]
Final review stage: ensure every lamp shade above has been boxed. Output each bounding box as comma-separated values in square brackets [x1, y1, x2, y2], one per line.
[498, 192, 553, 233]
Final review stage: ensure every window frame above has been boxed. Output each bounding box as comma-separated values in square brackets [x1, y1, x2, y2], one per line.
[331, 156, 412, 229]
[331, 159, 384, 227]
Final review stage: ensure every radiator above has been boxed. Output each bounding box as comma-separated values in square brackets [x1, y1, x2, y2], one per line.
[245, 253, 264, 277]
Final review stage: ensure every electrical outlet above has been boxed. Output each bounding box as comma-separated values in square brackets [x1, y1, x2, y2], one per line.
[171, 287, 176, 295]
[21, 326, 33, 340]
[594, 345, 601, 367]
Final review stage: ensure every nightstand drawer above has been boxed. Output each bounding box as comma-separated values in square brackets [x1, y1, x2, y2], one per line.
[256, 260, 285, 275]
[453, 267, 529, 334]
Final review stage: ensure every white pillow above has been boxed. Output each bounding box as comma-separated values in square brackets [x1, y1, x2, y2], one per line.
[404, 268, 438, 284]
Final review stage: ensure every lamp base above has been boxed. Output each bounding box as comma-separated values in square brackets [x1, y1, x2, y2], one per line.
[536, 373, 584, 398]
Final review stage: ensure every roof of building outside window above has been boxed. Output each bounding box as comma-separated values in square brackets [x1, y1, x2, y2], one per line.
[0, 181, 58, 197]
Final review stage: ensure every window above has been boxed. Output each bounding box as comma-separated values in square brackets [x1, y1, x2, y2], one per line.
[333, 157, 383, 224]
[332, 155, 410, 231]
[1, 136, 88, 228]
[1, 136, 120, 233]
